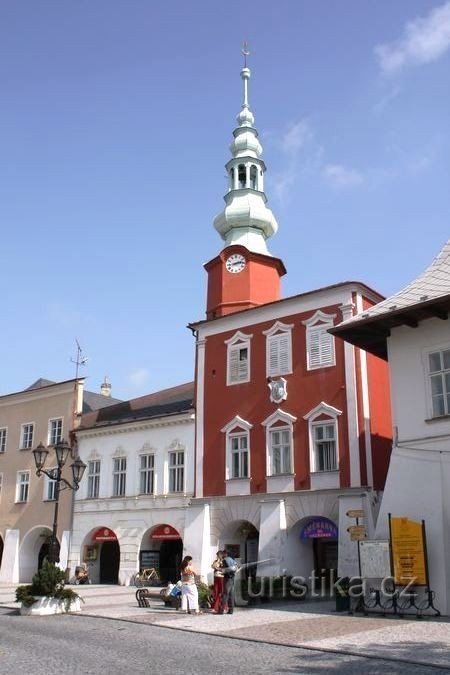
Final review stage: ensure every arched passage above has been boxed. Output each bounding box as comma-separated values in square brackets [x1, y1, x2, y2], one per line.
[140, 524, 183, 584]
[19, 527, 54, 582]
[219, 520, 259, 578]
[80, 527, 120, 584]
[286, 516, 338, 588]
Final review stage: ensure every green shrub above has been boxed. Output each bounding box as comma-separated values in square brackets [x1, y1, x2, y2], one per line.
[15, 559, 81, 610]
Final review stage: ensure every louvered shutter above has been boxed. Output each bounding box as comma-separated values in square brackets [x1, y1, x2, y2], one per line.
[268, 337, 279, 376]
[308, 328, 321, 368]
[319, 330, 333, 365]
[238, 347, 248, 381]
[279, 334, 291, 374]
[228, 346, 239, 383]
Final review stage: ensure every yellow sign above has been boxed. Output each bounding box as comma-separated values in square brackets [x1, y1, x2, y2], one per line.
[347, 525, 367, 541]
[390, 517, 427, 586]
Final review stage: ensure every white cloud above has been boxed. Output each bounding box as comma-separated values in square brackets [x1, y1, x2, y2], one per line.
[323, 164, 364, 189]
[280, 119, 313, 154]
[375, 1, 450, 74]
[128, 367, 150, 387]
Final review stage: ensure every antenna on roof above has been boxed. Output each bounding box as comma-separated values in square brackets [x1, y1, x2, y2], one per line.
[70, 339, 88, 379]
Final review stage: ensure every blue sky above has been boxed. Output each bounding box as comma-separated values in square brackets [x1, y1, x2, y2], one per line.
[1, 1, 449, 400]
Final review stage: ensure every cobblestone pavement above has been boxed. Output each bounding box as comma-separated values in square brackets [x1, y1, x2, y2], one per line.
[3, 585, 450, 670]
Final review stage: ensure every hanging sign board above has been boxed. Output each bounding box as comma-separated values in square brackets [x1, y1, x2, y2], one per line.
[359, 540, 391, 578]
[347, 525, 367, 541]
[93, 527, 117, 542]
[390, 517, 427, 586]
[346, 509, 365, 519]
[151, 525, 181, 540]
[300, 518, 338, 539]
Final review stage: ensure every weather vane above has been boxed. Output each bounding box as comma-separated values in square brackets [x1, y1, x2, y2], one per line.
[242, 41, 250, 67]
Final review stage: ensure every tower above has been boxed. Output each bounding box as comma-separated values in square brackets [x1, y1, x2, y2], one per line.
[205, 50, 286, 320]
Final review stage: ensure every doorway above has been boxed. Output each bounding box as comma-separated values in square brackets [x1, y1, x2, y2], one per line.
[159, 539, 183, 584]
[313, 539, 338, 590]
[100, 541, 120, 584]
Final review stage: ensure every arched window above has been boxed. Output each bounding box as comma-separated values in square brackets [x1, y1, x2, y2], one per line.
[238, 164, 246, 188]
[230, 167, 235, 190]
[250, 165, 257, 189]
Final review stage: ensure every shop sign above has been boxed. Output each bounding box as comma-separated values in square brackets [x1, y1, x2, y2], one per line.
[391, 517, 427, 586]
[300, 517, 338, 539]
[347, 525, 367, 541]
[151, 524, 181, 540]
[346, 509, 365, 519]
[93, 527, 117, 542]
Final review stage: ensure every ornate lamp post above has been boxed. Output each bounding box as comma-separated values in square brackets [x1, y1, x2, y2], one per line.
[32, 440, 86, 564]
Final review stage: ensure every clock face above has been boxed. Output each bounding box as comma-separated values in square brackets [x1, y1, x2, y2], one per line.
[225, 253, 246, 274]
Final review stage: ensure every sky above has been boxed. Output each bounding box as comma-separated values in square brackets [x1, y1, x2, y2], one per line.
[1, 0, 449, 401]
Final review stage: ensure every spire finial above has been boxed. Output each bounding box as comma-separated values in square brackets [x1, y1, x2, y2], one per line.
[242, 41, 250, 68]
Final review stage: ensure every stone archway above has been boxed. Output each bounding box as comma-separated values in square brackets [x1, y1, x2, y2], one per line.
[219, 520, 259, 577]
[19, 527, 53, 582]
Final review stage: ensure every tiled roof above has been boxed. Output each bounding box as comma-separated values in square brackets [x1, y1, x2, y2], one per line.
[79, 381, 195, 430]
[331, 239, 450, 359]
[21, 378, 122, 411]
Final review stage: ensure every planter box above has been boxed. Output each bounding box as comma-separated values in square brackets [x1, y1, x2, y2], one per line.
[20, 596, 82, 616]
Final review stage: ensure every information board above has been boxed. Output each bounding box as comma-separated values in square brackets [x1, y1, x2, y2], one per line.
[359, 540, 391, 578]
[391, 517, 427, 586]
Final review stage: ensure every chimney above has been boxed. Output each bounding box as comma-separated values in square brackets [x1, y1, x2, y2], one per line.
[100, 377, 111, 397]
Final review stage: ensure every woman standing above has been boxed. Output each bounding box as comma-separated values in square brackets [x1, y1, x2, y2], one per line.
[180, 555, 201, 615]
[211, 550, 225, 613]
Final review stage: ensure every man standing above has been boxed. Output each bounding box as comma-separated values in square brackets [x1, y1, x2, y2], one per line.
[219, 549, 239, 614]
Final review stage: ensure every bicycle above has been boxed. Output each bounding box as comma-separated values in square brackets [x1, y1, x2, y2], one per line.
[132, 567, 160, 587]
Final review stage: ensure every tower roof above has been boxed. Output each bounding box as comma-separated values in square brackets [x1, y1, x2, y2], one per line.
[213, 48, 279, 255]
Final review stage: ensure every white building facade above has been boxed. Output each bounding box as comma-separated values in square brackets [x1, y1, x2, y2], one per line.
[333, 239, 450, 612]
[70, 383, 195, 585]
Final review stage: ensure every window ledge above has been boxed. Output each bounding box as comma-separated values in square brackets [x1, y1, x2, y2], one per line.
[425, 415, 450, 423]
[226, 477, 250, 496]
[311, 469, 339, 475]
[307, 363, 335, 371]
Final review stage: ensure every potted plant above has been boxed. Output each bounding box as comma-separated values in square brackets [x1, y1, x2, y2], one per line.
[16, 559, 82, 616]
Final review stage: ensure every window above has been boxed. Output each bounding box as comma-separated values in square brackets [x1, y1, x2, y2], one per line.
[140, 454, 155, 495]
[87, 460, 101, 499]
[302, 311, 336, 370]
[48, 418, 63, 446]
[304, 402, 342, 474]
[238, 164, 246, 188]
[20, 423, 34, 449]
[313, 424, 337, 471]
[225, 331, 253, 385]
[269, 428, 292, 474]
[263, 321, 293, 377]
[429, 349, 450, 417]
[230, 434, 249, 478]
[16, 471, 30, 502]
[0, 428, 7, 453]
[45, 469, 57, 501]
[262, 409, 296, 477]
[112, 457, 126, 497]
[168, 451, 184, 493]
[222, 415, 252, 481]
[250, 165, 257, 189]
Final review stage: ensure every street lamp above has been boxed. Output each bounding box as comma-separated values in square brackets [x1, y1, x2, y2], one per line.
[32, 440, 86, 564]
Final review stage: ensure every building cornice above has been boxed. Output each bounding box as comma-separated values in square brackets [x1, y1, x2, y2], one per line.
[75, 411, 195, 440]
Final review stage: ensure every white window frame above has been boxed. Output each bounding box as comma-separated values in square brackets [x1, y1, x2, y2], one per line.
[48, 418, 63, 446]
[16, 471, 30, 503]
[44, 468, 57, 501]
[139, 453, 155, 495]
[263, 321, 294, 377]
[112, 456, 127, 497]
[0, 427, 7, 453]
[262, 409, 297, 477]
[168, 449, 185, 493]
[225, 330, 253, 386]
[426, 346, 450, 418]
[87, 459, 101, 499]
[302, 310, 336, 370]
[304, 402, 342, 473]
[221, 415, 253, 480]
[20, 422, 34, 450]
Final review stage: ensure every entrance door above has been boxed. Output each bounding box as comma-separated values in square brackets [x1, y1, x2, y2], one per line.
[313, 539, 338, 589]
[159, 539, 183, 584]
[100, 541, 120, 584]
